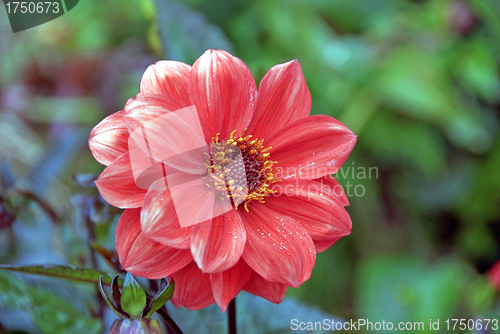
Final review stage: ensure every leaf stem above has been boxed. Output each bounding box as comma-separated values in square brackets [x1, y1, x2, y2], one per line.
[85, 203, 105, 319]
[228, 298, 237, 334]
[12, 188, 60, 224]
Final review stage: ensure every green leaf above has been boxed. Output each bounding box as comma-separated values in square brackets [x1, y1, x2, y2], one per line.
[452, 36, 500, 103]
[0, 264, 121, 285]
[120, 272, 147, 318]
[355, 255, 474, 324]
[145, 278, 175, 318]
[0, 271, 101, 334]
[98, 276, 127, 319]
[464, 276, 496, 315]
[29, 286, 102, 334]
[0, 271, 30, 309]
[362, 110, 447, 178]
[111, 275, 123, 309]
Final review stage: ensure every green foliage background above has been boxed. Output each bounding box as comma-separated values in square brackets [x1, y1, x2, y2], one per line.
[0, 0, 500, 333]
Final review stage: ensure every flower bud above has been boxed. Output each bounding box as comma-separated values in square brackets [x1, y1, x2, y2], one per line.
[109, 318, 164, 334]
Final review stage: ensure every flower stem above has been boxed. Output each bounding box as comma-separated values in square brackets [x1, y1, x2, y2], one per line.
[227, 298, 237, 334]
[157, 307, 183, 334]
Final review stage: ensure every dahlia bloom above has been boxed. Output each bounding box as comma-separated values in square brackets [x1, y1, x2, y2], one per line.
[89, 50, 356, 312]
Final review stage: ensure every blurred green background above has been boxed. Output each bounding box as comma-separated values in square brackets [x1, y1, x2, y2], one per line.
[1, 0, 500, 333]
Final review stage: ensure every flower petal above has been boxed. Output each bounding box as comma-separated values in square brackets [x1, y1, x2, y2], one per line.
[191, 209, 246, 273]
[243, 270, 287, 304]
[95, 151, 147, 208]
[267, 179, 352, 253]
[311, 240, 342, 253]
[240, 204, 316, 287]
[89, 110, 129, 166]
[167, 173, 233, 228]
[127, 106, 208, 175]
[140, 61, 191, 105]
[210, 259, 252, 312]
[128, 151, 177, 191]
[189, 49, 257, 142]
[116, 209, 192, 279]
[314, 176, 349, 207]
[170, 261, 215, 310]
[124, 94, 187, 134]
[267, 115, 357, 180]
[125, 94, 208, 175]
[141, 179, 194, 250]
[247, 60, 311, 139]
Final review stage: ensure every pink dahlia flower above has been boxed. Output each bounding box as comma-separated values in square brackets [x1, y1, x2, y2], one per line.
[89, 50, 356, 312]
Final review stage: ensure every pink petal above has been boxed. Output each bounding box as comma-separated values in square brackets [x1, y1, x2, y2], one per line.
[95, 151, 147, 208]
[210, 259, 252, 312]
[191, 209, 246, 273]
[312, 240, 342, 253]
[167, 174, 233, 228]
[266, 179, 352, 253]
[140, 61, 191, 105]
[240, 204, 316, 287]
[189, 49, 257, 142]
[89, 110, 129, 166]
[128, 148, 177, 191]
[244, 270, 287, 304]
[247, 60, 311, 139]
[267, 115, 357, 180]
[125, 95, 207, 175]
[115, 209, 192, 279]
[170, 261, 215, 310]
[127, 104, 208, 175]
[124, 94, 187, 134]
[314, 176, 349, 206]
[141, 179, 194, 250]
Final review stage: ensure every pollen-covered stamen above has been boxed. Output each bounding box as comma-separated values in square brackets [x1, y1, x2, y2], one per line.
[204, 130, 278, 211]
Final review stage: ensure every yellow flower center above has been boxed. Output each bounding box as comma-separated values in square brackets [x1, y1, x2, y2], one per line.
[204, 130, 279, 211]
